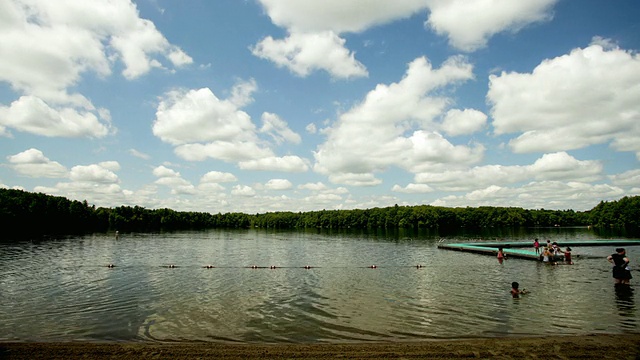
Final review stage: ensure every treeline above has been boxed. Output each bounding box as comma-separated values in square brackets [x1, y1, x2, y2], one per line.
[1, 188, 639, 237]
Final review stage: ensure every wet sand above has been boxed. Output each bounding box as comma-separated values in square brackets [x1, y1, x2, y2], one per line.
[2, 334, 640, 359]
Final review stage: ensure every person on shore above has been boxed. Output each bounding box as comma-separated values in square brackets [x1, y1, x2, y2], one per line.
[533, 238, 540, 255]
[511, 282, 528, 298]
[563, 247, 573, 264]
[607, 248, 632, 285]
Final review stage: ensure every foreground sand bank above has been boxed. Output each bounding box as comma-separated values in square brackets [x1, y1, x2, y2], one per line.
[2, 334, 640, 359]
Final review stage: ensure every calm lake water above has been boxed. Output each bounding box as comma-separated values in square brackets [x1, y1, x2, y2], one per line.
[1, 228, 638, 343]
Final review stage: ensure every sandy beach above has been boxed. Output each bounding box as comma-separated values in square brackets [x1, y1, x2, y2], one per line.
[2, 334, 640, 359]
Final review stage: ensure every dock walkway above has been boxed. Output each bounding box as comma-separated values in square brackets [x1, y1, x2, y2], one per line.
[437, 239, 640, 261]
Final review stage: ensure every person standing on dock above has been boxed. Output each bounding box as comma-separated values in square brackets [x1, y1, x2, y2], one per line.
[533, 238, 540, 255]
[607, 248, 632, 285]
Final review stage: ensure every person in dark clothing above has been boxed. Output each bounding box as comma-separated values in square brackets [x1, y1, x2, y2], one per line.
[607, 248, 632, 285]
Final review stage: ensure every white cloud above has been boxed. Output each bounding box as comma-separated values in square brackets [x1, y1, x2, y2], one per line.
[229, 78, 258, 107]
[252, 31, 368, 79]
[425, 0, 558, 51]
[488, 43, 640, 157]
[432, 181, 625, 211]
[153, 165, 180, 178]
[265, 179, 293, 190]
[609, 170, 640, 188]
[7, 148, 68, 178]
[415, 152, 602, 191]
[152, 165, 195, 195]
[298, 182, 327, 191]
[440, 108, 487, 136]
[128, 149, 151, 160]
[314, 56, 480, 183]
[392, 183, 434, 193]
[306, 123, 317, 134]
[175, 142, 273, 163]
[239, 156, 309, 172]
[257, 0, 427, 33]
[200, 171, 238, 183]
[153, 88, 256, 146]
[260, 112, 302, 145]
[327, 173, 382, 187]
[0, 0, 191, 106]
[231, 185, 256, 197]
[69, 164, 119, 184]
[0, 96, 112, 138]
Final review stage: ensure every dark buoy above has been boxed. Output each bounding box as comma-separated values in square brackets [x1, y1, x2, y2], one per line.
[303, 265, 312, 269]
[167, 264, 176, 268]
[203, 265, 215, 269]
[416, 264, 423, 268]
[106, 264, 115, 268]
[270, 265, 277, 269]
[369, 265, 377, 269]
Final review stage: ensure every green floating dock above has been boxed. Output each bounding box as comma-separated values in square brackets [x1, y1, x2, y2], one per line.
[437, 239, 640, 261]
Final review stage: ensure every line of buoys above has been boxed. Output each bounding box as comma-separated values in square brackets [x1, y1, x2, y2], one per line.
[105, 264, 425, 269]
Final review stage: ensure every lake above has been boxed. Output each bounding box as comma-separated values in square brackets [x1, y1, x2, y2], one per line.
[0, 227, 638, 343]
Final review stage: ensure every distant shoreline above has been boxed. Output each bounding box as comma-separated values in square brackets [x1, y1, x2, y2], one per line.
[3, 334, 640, 359]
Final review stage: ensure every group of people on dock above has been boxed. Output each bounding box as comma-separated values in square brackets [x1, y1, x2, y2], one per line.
[532, 238, 572, 265]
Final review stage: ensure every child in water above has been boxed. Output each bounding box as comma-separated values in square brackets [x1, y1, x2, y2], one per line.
[511, 282, 528, 298]
[564, 247, 573, 264]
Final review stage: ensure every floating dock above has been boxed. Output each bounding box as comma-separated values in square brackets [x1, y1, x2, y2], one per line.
[437, 239, 640, 261]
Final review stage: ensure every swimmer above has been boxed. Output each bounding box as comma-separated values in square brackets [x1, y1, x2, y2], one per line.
[511, 282, 528, 298]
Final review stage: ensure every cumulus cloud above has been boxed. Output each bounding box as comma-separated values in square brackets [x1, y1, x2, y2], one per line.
[440, 108, 487, 136]
[0, 0, 191, 106]
[265, 179, 293, 190]
[200, 171, 238, 183]
[152, 165, 195, 194]
[257, 0, 427, 33]
[153, 88, 256, 146]
[0, 0, 190, 140]
[129, 149, 151, 160]
[69, 164, 119, 184]
[314, 56, 481, 184]
[260, 112, 302, 145]
[488, 42, 640, 157]
[0, 96, 112, 138]
[229, 78, 258, 107]
[239, 156, 309, 172]
[425, 0, 558, 51]
[251, 31, 368, 79]
[153, 87, 308, 172]
[392, 183, 434, 193]
[298, 182, 328, 191]
[231, 185, 256, 197]
[432, 181, 625, 211]
[7, 148, 68, 178]
[415, 152, 602, 191]
[253, 0, 559, 79]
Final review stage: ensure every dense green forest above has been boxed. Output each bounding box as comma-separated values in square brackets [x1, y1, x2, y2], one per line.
[1, 188, 639, 237]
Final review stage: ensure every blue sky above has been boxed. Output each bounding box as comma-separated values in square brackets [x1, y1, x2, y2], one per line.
[1, 0, 639, 213]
